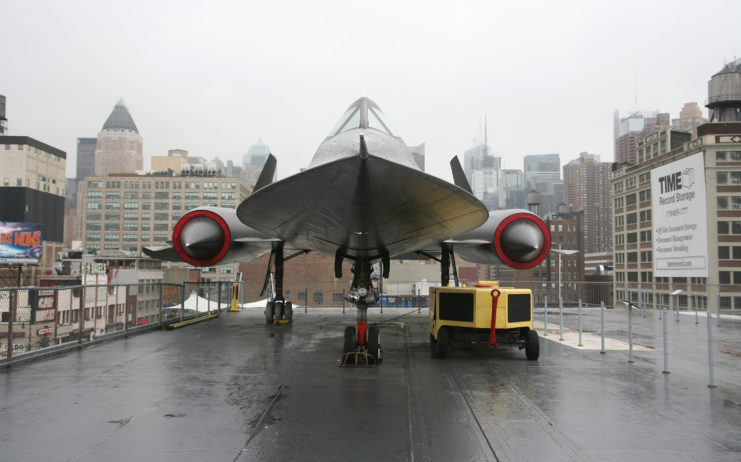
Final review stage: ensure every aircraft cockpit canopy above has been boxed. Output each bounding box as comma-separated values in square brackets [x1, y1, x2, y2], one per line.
[327, 97, 395, 137]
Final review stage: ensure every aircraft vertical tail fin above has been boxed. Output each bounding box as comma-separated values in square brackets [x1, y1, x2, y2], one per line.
[254, 154, 277, 191]
[450, 156, 473, 194]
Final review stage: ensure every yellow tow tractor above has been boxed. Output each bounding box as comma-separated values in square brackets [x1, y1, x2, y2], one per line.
[429, 281, 539, 360]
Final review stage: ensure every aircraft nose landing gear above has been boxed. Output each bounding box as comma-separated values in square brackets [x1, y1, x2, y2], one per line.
[341, 319, 382, 367]
[340, 258, 383, 366]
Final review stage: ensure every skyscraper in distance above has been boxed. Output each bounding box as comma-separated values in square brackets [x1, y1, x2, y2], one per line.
[94, 99, 143, 176]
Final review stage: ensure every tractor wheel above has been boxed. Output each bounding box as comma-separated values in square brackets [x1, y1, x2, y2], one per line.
[525, 329, 540, 360]
[434, 327, 450, 358]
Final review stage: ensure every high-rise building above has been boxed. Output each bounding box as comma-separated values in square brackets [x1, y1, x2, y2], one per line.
[611, 58, 741, 311]
[0, 136, 67, 284]
[463, 142, 500, 210]
[241, 139, 272, 187]
[94, 100, 143, 176]
[613, 110, 670, 164]
[76, 137, 97, 179]
[563, 152, 612, 253]
[497, 169, 525, 209]
[671, 102, 708, 138]
[523, 153, 561, 216]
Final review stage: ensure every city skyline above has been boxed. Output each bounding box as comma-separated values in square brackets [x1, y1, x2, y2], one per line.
[2, 1, 740, 181]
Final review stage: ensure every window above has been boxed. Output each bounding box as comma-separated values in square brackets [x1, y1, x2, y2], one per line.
[626, 213, 637, 225]
[718, 221, 729, 234]
[615, 234, 624, 245]
[123, 213, 138, 220]
[615, 216, 624, 227]
[614, 181, 623, 192]
[313, 292, 324, 305]
[718, 197, 729, 209]
[627, 232, 637, 244]
[639, 172, 651, 183]
[731, 151, 741, 161]
[640, 230, 652, 242]
[104, 234, 119, 241]
[719, 271, 730, 284]
[615, 253, 625, 264]
[734, 221, 741, 234]
[717, 172, 728, 184]
[87, 191, 102, 198]
[639, 190, 651, 202]
[614, 197, 624, 209]
[627, 252, 638, 263]
[640, 210, 651, 222]
[87, 212, 101, 220]
[104, 223, 120, 231]
[105, 202, 120, 210]
[734, 247, 741, 259]
[87, 202, 101, 209]
[717, 151, 727, 161]
[105, 213, 120, 220]
[640, 250, 652, 262]
[86, 223, 101, 231]
[625, 177, 636, 188]
[719, 246, 730, 259]
[628, 272, 638, 282]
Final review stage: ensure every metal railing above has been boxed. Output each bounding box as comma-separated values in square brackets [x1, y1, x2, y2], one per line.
[1, 281, 235, 367]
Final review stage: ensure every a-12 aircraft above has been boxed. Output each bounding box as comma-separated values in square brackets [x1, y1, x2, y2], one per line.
[145, 97, 551, 361]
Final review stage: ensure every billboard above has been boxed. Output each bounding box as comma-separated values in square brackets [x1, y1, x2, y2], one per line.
[0, 222, 43, 265]
[651, 152, 708, 277]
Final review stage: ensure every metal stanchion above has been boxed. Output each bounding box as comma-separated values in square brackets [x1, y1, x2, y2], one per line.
[662, 306, 669, 374]
[707, 311, 716, 388]
[342, 289, 345, 314]
[628, 302, 634, 363]
[578, 298, 583, 347]
[559, 296, 564, 341]
[600, 301, 606, 354]
[716, 293, 721, 328]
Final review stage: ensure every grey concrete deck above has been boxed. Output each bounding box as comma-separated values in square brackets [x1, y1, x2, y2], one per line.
[1, 306, 740, 462]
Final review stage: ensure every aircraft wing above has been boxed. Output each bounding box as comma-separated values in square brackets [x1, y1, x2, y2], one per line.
[236, 153, 489, 259]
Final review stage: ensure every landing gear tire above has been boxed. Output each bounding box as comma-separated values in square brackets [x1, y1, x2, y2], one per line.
[274, 300, 285, 322]
[433, 327, 449, 358]
[367, 325, 381, 362]
[343, 326, 356, 354]
[285, 302, 293, 323]
[265, 302, 274, 324]
[525, 329, 539, 360]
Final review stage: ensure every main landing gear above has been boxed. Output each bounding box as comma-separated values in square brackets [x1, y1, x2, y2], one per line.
[339, 256, 384, 366]
[262, 243, 309, 325]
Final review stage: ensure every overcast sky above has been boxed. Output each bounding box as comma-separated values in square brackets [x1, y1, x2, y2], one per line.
[2, 0, 740, 181]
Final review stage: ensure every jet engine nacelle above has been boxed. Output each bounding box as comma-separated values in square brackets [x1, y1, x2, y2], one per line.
[451, 209, 551, 269]
[171, 207, 275, 267]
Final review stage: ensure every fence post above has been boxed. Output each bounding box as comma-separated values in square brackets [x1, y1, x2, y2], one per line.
[544, 296, 548, 337]
[628, 302, 634, 363]
[305, 288, 308, 313]
[79, 286, 85, 344]
[716, 293, 721, 327]
[694, 294, 699, 324]
[559, 296, 564, 341]
[6, 289, 15, 367]
[706, 311, 716, 388]
[181, 282, 186, 322]
[600, 301, 606, 354]
[578, 298, 583, 347]
[342, 289, 345, 313]
[662, 306, 669, 374]
[217, 282, 222, 314]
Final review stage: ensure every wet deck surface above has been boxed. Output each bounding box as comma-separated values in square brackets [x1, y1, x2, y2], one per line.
[2, 306, 741, 462]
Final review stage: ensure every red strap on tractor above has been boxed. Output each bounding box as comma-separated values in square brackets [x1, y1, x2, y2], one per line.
[488, 289, 500, 347]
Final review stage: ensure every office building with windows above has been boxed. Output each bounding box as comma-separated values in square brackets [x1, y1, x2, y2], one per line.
[611, 59, 741, 310]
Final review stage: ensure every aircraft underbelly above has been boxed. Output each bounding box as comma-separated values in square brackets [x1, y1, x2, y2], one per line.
[238, 156, 488, 258]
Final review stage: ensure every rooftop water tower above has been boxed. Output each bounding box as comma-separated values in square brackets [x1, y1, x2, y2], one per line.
[707, 58, 741, 122]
